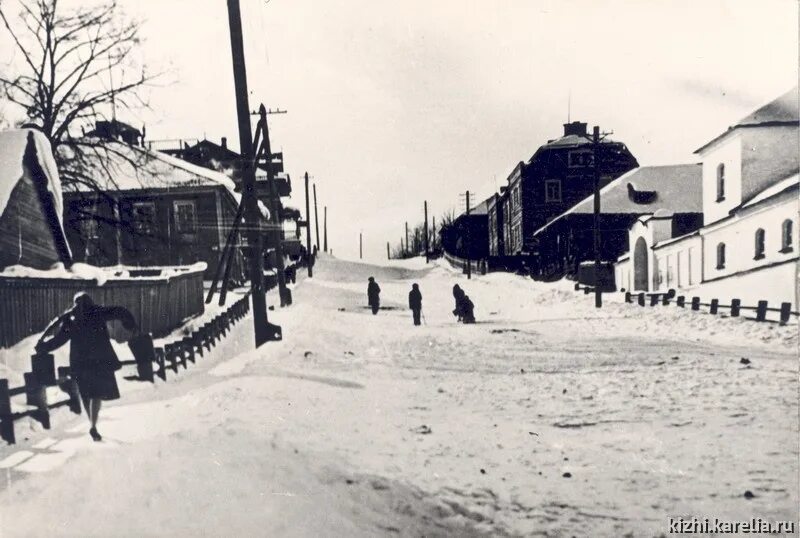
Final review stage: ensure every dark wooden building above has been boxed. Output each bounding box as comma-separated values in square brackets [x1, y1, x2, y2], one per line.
[62, 135, 264, 280]
[503, 121, 638, 256]
[440, 198, 490, 261]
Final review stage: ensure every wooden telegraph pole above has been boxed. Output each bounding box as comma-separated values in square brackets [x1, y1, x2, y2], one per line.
[313, 184, 320, 252]
[225, 0, 271, 346]
[405, 222, 409, 257]
[465, 190, 471, 279]
[592, 126, 602, 308]
[323, 206, 328, 252]
[304, 172, 312, 277]
[424, 201, 429, 263]
[386, 242, 390, 260]
[432, 216, 436, 254]
[359, 232, 363, 259]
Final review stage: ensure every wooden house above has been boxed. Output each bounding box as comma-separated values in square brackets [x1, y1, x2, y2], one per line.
[0, 129, 72, 271]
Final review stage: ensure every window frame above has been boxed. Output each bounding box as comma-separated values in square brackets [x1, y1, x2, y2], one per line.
[781, 219, 794, 253]
[544, 179, 562, 203]
[173, 200, 198, 235]
[754, 228, 765, 260]
[131, 201, 157, 237]
[715, 163, 725, 202]
[716, 242, 726, 270]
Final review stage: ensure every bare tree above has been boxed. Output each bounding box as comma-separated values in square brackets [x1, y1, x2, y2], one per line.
[0, 0, 169, 264]
[0, 0, 159, 190]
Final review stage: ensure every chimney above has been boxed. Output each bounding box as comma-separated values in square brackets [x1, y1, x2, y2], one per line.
[563, 121, 588, 137]
[221, 136, 227, 149]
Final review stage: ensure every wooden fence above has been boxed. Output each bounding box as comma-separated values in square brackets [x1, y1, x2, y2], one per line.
[621, 289, 798, 325]
[443, 252, 488, 275]
[0, 266, 205, 349]
[0, 293, 251, 445]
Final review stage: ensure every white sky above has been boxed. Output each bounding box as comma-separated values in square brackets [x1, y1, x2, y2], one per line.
[5, 0, 799, 261]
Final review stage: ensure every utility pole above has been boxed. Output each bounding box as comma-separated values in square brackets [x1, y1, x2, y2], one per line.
[313, 183, 320, 253]
[304, 172, 312, 277]
[405, 222, 409, 257]
[257, 105, 288, 307]
[465, 190, 471, 279]
[432, 216, 436, 254]
[386, 241, 390, 260]
[323, 206, 328, 252]
[424, 201, 429, 263]
[592, 125, 602, 308]
[225, 0, 271, 346]
[400, 236, 404, 256]
[359, 232, 363, 259]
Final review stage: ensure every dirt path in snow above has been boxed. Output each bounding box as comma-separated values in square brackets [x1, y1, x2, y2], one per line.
[0, 255, 796, 537]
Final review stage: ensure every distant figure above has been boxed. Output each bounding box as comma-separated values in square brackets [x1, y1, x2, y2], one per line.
[35, 292, 138, 442]
[452, 284, 466, 321]
[367, 276, 381, 315]
[461, 294, 476, 324]
[408, 283, 422, 326]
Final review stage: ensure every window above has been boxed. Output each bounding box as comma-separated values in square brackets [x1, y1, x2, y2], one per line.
[512, 187, 520, 210]
[716, 242, 726, 270]
[174, 200, 197, 234]
[132, 202, 156, 236]
[545, 180, 562, 203]
[716, 164, 725, 201]
[781, 220, 794, 252]
[568, 149, 594, 168]
[754, 228, 765, 260]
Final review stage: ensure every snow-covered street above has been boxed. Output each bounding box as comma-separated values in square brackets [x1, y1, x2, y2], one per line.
[0, 254, 797, 537]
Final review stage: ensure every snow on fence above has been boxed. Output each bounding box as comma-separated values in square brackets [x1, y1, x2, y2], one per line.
[0, 293, 251, 445]
[618, 289, 798, 325]
[0, 265, 205, 349]
[443, 252, 488, 275]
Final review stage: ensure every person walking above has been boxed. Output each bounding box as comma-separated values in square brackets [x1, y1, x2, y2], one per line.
[35, 292, 138, 442]
[367, 276, 381, 315]
[408, 283, 423, 326]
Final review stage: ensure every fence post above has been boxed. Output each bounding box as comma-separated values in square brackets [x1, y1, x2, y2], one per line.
[0, 379, 14, 444]
[677, 296, 685, 308]
[710, 299, 719, 315]
[182, 337, 195, 364]
[624, 292, 631, 303]
[650, 294, 659, 307]
[730, 299, 741, 317]
[31, 352, 56, 386]
[661, 294, 669, 306]
[780, 302, 791, 325]
[24, 372, 50, 430]
[57, 366, 81, 414]
[155, 348, 167, 381]
[638, 293, 645, 306]
[691, 297, 700, 311]
[756, 300, 768, 322]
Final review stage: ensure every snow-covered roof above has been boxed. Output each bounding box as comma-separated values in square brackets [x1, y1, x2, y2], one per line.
[741, 172, 799, 210]
[533, 164, 702, 236]
[695, 87, 799, 154]
[0, 129, 64, 221]
[64, 140, 269, 218]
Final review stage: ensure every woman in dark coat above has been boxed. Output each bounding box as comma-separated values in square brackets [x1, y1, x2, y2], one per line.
[408, 283, 422, 326]
[367, 276, 381, 315]
[36, 292, 138, 441]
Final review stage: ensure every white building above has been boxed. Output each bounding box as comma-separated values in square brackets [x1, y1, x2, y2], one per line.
[616, 87, 799, 309]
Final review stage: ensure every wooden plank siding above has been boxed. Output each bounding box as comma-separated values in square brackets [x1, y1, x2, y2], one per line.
[0, 268, 204, 348]
[0, 171, 61, 271]
[63, 186, 244, 281]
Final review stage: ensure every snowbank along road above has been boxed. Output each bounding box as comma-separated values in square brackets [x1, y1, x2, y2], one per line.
[0, 253, 797, 537]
